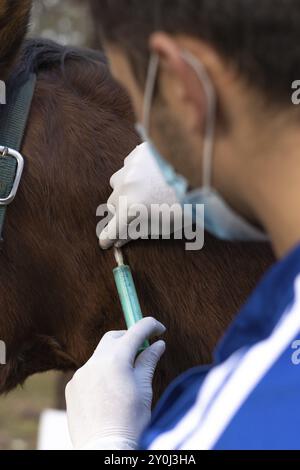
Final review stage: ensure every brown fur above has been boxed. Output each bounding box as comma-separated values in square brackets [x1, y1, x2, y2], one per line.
[0, 38, 275, 398]
[0, 0, 32, 80]
[0, 0, 275, 397]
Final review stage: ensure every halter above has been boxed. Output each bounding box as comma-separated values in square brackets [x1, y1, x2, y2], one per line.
[0, 74, 36, 239]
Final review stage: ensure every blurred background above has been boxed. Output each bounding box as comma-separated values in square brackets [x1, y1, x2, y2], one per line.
[0, 0, 99, 450]
[30, 0, 98, 48]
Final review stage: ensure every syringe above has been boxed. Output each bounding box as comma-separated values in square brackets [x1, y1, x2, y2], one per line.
[113, 247, 149, 351]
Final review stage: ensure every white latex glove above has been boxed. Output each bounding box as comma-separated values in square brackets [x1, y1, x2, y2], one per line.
[99, 142, 179, 249]
[65, 317, 166, 450]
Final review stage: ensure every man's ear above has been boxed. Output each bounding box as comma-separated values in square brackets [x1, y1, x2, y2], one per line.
[149, 32, 207, 133]
[0, 335, 78, 394]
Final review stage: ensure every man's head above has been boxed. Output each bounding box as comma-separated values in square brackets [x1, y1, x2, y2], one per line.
[95, 0, 300, 240]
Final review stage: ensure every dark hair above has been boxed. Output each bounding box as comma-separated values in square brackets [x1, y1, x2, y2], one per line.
[96, 0, 300, 106]
[6, 37, 107, 96]
[0, 0, 32, 80]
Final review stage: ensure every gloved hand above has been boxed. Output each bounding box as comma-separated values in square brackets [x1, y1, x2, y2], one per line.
[99, 142, 179, 249]
[65, 317, 166, 450]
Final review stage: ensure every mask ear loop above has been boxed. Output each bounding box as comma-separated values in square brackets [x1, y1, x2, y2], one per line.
[143, 54, 160, 136]
[181, 51, 217, 193]
[143, 51, 216, 192]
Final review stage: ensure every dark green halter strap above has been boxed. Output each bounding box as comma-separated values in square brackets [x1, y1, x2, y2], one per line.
[0, 74, 36, 238]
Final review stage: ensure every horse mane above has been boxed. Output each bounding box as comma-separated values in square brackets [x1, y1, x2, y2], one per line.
[6, 38, 107, 98]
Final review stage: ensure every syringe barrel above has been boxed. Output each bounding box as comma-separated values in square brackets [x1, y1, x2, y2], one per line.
[113, 265, 149, 350]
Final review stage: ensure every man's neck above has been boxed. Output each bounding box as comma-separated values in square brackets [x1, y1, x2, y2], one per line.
[249, 128, 300, 260]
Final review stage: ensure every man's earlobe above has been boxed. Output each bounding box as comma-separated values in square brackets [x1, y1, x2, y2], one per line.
[0, 335, 78, 394]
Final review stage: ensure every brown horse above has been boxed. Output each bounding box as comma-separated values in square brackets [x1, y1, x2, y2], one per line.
[0, 35, 274, 399]
[0, 0, 31, 80]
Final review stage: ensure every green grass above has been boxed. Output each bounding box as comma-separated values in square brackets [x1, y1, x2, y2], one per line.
[0, 372, 60, 450]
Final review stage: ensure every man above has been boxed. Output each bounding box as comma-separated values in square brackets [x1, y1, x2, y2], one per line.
[66, 0, 300, 450]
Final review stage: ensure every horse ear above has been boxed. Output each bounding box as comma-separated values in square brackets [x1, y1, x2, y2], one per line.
[0, 0, 32, 79]
[0, 335, 77, 394]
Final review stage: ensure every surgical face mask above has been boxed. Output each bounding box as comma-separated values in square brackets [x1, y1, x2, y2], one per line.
[136, 52, 268, 242]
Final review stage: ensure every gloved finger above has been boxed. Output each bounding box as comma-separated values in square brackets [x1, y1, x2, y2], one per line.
[93, 330, 127, 357]
[135, 340, 166, 382]
[74, 330, 127, 369]
[107, 188, 120, 210]
[99, 215, 118, 250]
[101, 330, 127, 342]
[110, 167, 126, 190]
[124, 143, 146, 165]
[100, 206, 134, 249]
[122, 317, 166, 364]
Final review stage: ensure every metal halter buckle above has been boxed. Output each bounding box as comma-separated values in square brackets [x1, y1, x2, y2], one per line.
[0, 146, 24, 206]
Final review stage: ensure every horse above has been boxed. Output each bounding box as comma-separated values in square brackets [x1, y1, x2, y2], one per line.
[0, 34, 274, 400]
[0, 0, 31, 80]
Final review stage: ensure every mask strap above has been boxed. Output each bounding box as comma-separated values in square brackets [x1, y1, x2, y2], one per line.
[143, 54, 160, 135]
[143, 51, 216, 191]
[181, 51, 217, 191]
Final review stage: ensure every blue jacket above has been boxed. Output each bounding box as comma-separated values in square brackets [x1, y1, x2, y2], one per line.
[140, 244, 300, 450]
